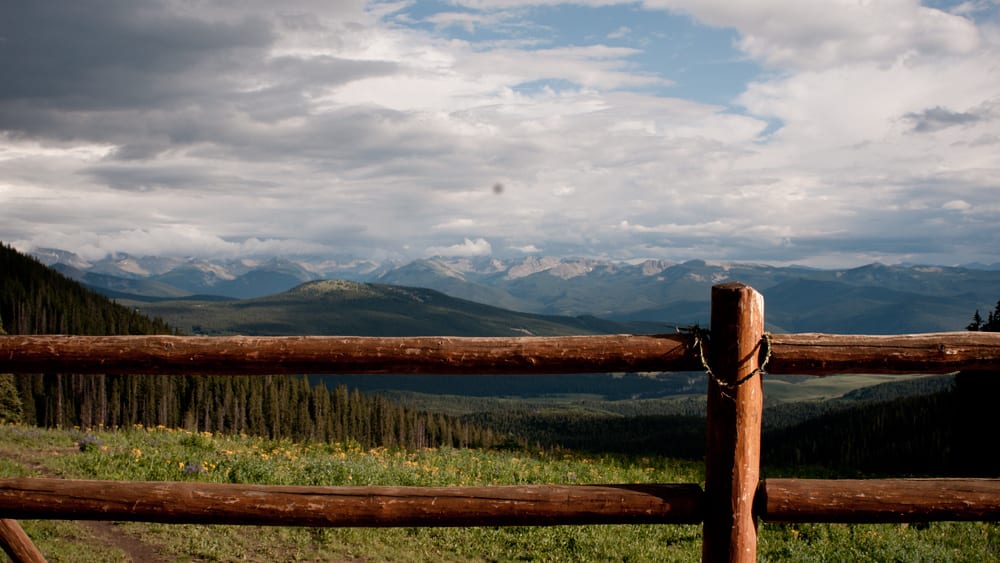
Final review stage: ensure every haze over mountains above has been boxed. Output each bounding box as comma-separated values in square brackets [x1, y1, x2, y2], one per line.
[32, 248, 1000, 335]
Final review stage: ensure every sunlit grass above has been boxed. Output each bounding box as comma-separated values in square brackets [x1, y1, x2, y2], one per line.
[54, 423, 703, 489]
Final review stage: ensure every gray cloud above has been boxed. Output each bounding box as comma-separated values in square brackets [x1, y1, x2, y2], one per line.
[905, 106, 985, 132]
[0, 1, 273, 112]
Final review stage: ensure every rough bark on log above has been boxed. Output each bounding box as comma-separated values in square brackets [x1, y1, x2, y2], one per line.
[0, 519, 45, 563]
[703, 283, 764, 563]
[0, 334, 699, 375]
[0, 479, 704, 527]
[767, 332, 1000, 375]
[761, 478, 1000, 523]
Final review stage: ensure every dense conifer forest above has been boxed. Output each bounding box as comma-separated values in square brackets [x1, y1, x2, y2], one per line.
[761, 307, 1000, 475]
[0, 243, 496, 448]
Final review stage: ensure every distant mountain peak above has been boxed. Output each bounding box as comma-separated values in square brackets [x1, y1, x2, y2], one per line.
[31, 247, 92, 270]
[504, 256, 602, 280]
[418, 258, 469, 280]
[638, 259, 673, 276]
[25, 248, 1000, 335]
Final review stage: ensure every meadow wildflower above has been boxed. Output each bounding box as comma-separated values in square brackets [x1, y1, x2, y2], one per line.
[183, 462, 205, 475]
[77, 435, 102, 452]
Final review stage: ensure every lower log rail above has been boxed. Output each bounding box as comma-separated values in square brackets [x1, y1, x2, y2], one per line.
[760, 478, 1000, 523]
[0, 478, 704, 527]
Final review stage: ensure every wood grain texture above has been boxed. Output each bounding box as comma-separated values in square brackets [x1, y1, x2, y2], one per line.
[761, 478, 1000, 523]
[0, 478, 703, 527]
[0, 519, 45, 563]
[0, 334, 698, 375]
[767, 332, 1000, 375]
[703, 283, 764, 563]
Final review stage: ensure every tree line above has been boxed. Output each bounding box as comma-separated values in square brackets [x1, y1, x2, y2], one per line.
[764, 303, 1000, 476]
[0, 243, 497, 449]
[967, 299, 1000, 332]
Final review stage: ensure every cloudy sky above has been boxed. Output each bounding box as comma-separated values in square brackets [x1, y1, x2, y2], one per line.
[2, 0, 999, 267]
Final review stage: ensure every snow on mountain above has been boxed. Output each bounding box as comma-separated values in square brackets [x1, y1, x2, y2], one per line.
[25, 248, 1000, 335]
[639, 259, 673, 276]
[30, 248, 92, 270]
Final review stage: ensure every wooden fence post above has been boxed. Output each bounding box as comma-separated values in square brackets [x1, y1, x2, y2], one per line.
[702, 283, 764, 562]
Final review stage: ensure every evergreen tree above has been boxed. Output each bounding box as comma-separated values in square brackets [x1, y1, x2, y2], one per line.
[967, 310, 984, 331]
[0, 314, 23, 422]
[957, 297, 1000, 475]
[967, 300, 1000, 332]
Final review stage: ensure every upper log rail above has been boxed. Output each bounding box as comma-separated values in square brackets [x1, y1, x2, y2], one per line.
[2, 331, 1000, 376]
[0, 478, 703, 527]
[766, 332, 1000, 375]
[0, 334, 698, 375]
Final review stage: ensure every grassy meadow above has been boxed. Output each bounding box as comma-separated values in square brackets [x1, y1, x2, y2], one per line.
[0, 423, 997, 562]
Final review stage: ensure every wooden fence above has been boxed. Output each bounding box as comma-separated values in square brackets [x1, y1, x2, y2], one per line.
[1, 282, 999, 562]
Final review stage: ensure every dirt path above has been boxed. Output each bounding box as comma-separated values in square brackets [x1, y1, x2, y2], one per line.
[0, 446, 171, 563]
[78, 520, 169, 563]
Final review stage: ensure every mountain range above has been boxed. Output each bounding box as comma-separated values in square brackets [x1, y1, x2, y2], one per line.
[31, 249, 1000, 334]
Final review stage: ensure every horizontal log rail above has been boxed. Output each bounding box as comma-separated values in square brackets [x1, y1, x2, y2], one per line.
[0, 334, 697, 375]
[3, 477, 998, 528]
[2, 331, 1000, 376]
[0, 478, 703, 527]
[767, 332, 1000, 375]
[760, 478, 1000, 523]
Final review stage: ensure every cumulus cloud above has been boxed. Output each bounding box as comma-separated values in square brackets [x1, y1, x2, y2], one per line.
[425, 238, 494, 257]
[509, 244, 542, 253]
[13, 226, 336, 262]
[1, 0, 999, 267]
[647, 0, 981, 69]
[607, 26, 632, 39]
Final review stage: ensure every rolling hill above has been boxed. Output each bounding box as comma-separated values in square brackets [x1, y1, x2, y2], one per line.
[121, 279, 633, 337]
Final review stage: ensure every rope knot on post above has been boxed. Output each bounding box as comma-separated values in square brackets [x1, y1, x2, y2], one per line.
[681, 326, 772, 398]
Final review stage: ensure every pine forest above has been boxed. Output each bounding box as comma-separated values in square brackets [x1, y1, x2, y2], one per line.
[0, 243, 496, 449]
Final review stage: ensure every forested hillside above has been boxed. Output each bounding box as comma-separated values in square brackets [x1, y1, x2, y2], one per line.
[1, 243, 175, 336]
[0, 243, 496, 448]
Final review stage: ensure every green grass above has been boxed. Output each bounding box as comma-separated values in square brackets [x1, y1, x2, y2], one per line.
[379, 389, 704, 417]
[762, 374, 934, 403]
[16, 521, 130, 563]
[350, 373, 943, 419]
[0, 424, 997, 561]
